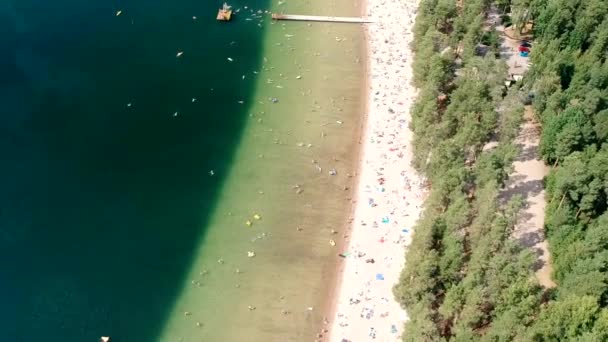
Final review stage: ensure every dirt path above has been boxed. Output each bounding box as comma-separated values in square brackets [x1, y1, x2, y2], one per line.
[501, 107, 555, 288]
[488, 4, 554, 287]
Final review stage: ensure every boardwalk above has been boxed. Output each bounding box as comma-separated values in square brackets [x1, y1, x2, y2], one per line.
[271, 13, 375, 23]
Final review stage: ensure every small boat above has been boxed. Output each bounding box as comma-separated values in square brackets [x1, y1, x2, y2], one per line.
[217, 3, 233, 21]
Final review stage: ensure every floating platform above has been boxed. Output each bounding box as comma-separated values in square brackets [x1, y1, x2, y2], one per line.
[217, 9, 232, 21]
[271, 13, 375, 24]
[217, 2, 233, 21]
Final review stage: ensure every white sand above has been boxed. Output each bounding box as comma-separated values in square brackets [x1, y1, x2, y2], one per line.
[327, 0, 424, 341]
[504, 107, 555, 288]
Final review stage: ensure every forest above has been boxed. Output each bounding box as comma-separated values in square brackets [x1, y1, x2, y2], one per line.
[395, 0, 608, 340]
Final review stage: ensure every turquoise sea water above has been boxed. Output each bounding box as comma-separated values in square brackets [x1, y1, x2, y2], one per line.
[1, 0, 268, 340]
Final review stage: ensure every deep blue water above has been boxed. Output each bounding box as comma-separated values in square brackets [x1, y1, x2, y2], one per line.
[0, 0, 267, 340]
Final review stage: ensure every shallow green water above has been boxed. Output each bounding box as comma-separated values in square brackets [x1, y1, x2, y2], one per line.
[158, 0, 365, 340]
[1, 0, 268, 340]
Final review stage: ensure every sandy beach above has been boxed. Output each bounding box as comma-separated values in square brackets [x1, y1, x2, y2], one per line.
[327, 0, 424, 340]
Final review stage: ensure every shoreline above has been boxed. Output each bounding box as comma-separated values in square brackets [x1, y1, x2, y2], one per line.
[320, 0, 371, 336]
[326, 0, 424, 340]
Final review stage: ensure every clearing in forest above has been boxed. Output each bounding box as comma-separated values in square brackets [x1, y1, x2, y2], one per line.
[501, 106, 555, 288]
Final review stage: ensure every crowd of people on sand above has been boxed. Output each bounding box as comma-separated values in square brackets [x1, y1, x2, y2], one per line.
[327, 0, 424, 341]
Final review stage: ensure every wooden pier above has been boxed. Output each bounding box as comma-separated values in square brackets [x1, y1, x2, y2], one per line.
[271, 13, 375, 24]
